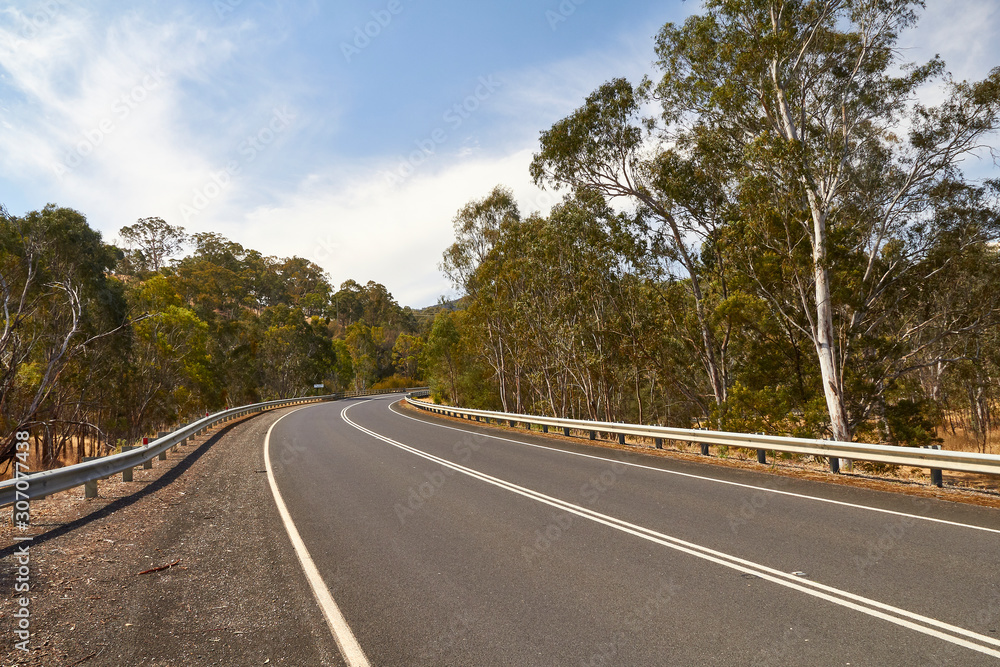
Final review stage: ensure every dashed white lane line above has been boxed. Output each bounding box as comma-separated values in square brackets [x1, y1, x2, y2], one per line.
[344, 402, 1000, 660]
[265, 408, 371, 667]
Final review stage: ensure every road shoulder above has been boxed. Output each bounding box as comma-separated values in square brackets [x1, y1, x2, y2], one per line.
[1, 407, 344, 667]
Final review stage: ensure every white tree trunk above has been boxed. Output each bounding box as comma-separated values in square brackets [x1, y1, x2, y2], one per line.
[809, 201, 852, 444]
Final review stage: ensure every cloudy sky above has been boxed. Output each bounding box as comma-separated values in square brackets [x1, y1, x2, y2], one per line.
[1, 1, 998, 308]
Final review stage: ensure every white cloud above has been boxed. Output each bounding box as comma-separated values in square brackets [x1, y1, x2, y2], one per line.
[489, 30, 659, 146]
[904, 0, 1000, 82]
[231, 147, 557, 309]
[0, 5, 264, 227]
[184, 36, 661, 309]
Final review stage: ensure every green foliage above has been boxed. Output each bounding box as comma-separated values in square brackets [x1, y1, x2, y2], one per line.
[884, 399, 943, 448]
[1, 204, 429, 468]
[429, 0, 1000, 454]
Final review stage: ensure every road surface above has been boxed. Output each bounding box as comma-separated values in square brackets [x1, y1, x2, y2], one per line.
[266, 394, 1000, 666]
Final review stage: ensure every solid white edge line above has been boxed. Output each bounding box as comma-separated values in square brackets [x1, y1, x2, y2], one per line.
[342, 402, 1000, 659]
[390, 401, 1000, 535]
[264, 408, 371, 667]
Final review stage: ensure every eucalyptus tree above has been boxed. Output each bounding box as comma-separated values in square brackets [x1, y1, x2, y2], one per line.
[118, 217, 187, 275]
[654, 0, 1000, 441]
[530, 80, 735, 414]
[441, 186, 527, 412]
[0, 205, 132, 466]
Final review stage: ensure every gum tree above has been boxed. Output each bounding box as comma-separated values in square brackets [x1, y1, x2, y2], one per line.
[530, 80, 735, 415]
[653, 0, 1000, 441]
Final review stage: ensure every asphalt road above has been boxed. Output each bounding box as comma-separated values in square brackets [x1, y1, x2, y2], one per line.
[267, 395, 1000, 666]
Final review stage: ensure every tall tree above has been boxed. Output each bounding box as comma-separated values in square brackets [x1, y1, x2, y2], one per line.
[653, 0, 1000, 441]
[530, 79, 734, 414]
[0, 205, 131, 466]
[118, 217, 187, 275]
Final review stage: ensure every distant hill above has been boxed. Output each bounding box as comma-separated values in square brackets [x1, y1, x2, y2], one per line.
[409, 298, 465, 329]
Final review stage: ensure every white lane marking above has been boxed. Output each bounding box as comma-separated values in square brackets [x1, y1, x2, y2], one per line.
[389, 402, 1000, 535]
[265, 409, 371, 667]
[344, 403, 1000, 659]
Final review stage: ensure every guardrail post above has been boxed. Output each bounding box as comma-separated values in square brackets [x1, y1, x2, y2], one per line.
[922, 445, 943, 487]
[142, 438, 153, 469]
[563, 427, 571, 437]
[121, 446, 134, 482]
[618, 432, 625, 445]
[542, 424, 548, 434]
[655, 438, 663, 449]
[589, 430, 596, 441]
[83, 457, 99, 498]
[509, 419, 516, 428]
[158, 432, 169, 460]
[700, 443, 709, 456]
[757, 449, 767, 464]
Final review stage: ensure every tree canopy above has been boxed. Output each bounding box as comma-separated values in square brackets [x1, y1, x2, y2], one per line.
[432, 0, 1000, 457]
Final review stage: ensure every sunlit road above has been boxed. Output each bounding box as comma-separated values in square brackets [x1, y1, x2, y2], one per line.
[267, 394, 1000, 666]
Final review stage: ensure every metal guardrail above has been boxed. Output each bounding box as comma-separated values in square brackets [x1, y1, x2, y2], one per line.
[1, 388, 426, 508]
[405, 397, 1000, 485]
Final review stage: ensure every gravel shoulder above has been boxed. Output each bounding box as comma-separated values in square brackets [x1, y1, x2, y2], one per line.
[1, 407, 344, 667]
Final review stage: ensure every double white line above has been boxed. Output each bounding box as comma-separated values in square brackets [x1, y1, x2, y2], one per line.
[343, 403, 1000, 660]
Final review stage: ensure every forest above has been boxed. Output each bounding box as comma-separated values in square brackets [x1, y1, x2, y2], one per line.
[423, 0, 1000, 455]
[0, 209, 426, 471]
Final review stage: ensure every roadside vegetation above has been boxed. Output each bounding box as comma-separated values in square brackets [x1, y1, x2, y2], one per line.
[0, 211, 426, 471]
[423, 0, 1000, 459]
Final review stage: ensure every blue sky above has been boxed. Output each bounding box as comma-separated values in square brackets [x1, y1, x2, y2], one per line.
[1, 1, 998, 307]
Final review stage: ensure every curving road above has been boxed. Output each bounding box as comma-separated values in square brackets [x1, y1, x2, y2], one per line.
[266, 394, 1000, 666]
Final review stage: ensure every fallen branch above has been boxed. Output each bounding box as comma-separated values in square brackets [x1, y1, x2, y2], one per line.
[137, 559, 180, 575]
